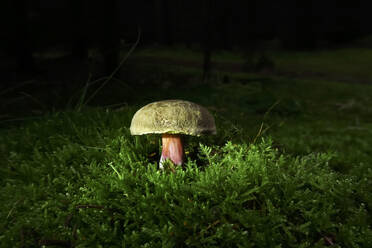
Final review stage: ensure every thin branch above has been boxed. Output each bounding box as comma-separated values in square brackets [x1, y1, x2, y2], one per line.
[83, 27, 141, 106]
[38, 239, 71, 247]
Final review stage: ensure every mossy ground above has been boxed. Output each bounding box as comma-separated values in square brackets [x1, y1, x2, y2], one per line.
[1, 46, 372, 247]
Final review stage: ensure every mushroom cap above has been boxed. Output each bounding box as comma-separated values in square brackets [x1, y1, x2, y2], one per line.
[130, 100, 216, 136]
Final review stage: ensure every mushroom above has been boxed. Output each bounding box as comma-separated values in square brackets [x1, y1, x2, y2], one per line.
[130, 100, 216, 169]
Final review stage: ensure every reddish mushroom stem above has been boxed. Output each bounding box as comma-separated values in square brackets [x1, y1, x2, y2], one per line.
[160, 134, 184, 169]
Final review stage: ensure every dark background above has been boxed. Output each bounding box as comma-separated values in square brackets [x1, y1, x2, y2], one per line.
[2, 0, 372, 84]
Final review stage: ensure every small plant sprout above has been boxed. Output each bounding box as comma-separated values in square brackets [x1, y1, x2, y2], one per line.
[130, 100, 216, 169]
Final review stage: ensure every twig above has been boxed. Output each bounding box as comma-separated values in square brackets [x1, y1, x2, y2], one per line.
[205, 220, 220, 232]
[72, 223, 78, 241]
[75, 204, 106, 210]
[0, 80, 36, 96]
[6, 197, 24, 219]
[323, 235, 334, 246]
[64, 214, 73, 227]
[195, 220, 221, 238]
[83, 27, 141, 106]
[19, 228, 25, 248]
[38, 239, 71, 247]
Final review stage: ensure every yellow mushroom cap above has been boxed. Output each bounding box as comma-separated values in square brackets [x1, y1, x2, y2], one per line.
[130, 100, 216, 136]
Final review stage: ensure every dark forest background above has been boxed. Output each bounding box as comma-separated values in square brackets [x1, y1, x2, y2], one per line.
[2, 0, 372, 83]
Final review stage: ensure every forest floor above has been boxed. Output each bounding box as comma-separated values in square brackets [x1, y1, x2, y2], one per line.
[1, 45, 372, 247]
[131, 46, 372, 85]
[2, 45, 372, 124]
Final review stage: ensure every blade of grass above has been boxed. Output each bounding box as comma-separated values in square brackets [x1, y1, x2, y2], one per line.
[0, 80, 36, 96]
[82, 28, 141, 108]
[252, 99, 280, 143]
[75, 73, 92, 112]
[19, 91, 47, 111]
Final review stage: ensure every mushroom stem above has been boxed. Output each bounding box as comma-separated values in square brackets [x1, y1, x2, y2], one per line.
[160, 134, 184, 169]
